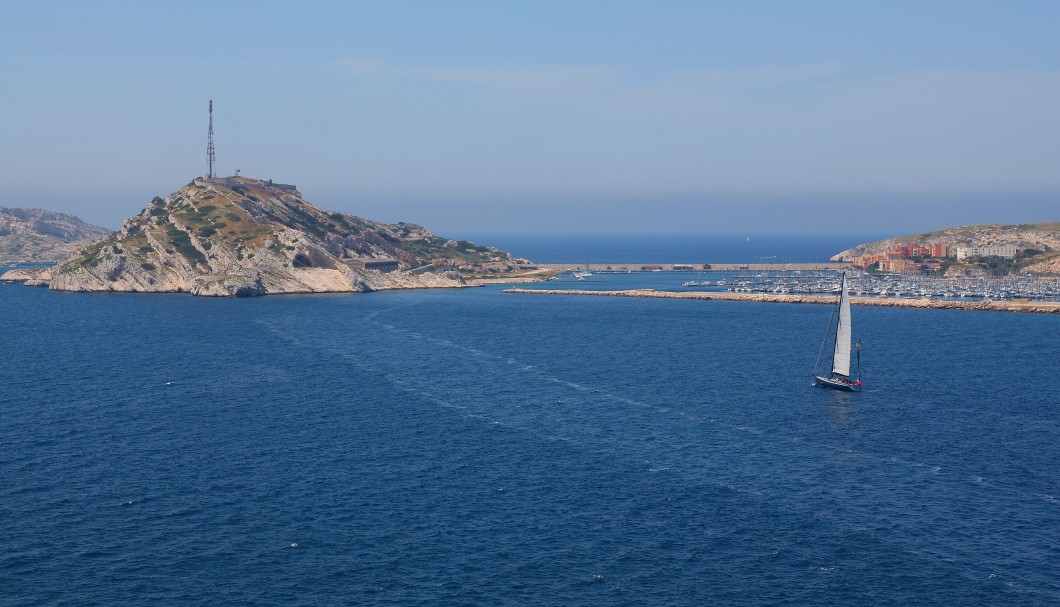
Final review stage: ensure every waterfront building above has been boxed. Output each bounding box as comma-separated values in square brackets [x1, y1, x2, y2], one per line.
[854, 241, 951, 270]
[878, 259, 922, 273]
[955, 245, 1018, 261]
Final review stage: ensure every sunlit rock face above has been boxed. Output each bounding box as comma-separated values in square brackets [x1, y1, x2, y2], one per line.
[44, 176, 521, 297]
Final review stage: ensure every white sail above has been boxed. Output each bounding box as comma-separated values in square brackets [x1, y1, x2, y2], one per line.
[831, 273, 852, 377]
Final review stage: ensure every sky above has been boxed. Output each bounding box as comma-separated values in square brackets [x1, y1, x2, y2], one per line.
[1, 1, 1058, 234]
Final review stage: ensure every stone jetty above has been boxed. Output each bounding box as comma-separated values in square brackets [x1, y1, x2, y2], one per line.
[502, 288, 1060, 314]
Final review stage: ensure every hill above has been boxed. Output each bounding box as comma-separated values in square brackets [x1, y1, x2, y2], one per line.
[0, 207, 112, 263]
[34, 176, 524, 296]
[832, 222, 1060, 273]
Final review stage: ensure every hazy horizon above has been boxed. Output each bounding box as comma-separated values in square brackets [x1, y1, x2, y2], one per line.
[3, 2, 1058, 234]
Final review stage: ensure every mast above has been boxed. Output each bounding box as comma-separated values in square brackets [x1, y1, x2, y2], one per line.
[206, 100, 215, 178]
[831, 272, 852, 377]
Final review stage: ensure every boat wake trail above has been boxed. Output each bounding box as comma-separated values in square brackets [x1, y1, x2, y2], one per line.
[254, 310, 1060, 602]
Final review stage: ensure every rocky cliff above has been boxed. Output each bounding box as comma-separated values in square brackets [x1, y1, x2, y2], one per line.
[30, 176, 522, 296]
[0, 207, 111, 263]
[831, 222, 1060, 272]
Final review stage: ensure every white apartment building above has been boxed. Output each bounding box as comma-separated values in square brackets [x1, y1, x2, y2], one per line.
[955, 245, 1018, 261]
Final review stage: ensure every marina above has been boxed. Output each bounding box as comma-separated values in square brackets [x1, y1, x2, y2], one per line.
[688, 269, 1060, 302]
[504, 287, 1060, 314]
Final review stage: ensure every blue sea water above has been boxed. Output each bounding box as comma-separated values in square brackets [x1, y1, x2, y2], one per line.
[450, 233, 887, 264]
[2, 274, 1059, 606]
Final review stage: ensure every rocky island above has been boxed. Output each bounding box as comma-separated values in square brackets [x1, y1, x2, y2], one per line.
[0, 207, 111, 264]
[4, 176, 530, 296]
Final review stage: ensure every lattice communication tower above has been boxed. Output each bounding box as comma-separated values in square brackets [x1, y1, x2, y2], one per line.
[206, 99, 215, 178]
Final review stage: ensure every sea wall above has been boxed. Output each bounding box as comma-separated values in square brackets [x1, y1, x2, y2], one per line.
[502, 288, 1060, 315]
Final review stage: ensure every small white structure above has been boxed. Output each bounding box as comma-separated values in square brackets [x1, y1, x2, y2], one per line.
[955, 245, 1018, 261]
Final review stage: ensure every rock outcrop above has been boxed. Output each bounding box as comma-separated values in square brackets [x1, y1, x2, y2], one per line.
[0, 207, 111, 263]
[1021, 253, 1060, 275]
[25, 176, 522, 296]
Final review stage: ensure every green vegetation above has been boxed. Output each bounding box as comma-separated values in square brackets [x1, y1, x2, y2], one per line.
[456, 240, 490, 253]
[164, 224, 207, 266]
[921, 259, 955, 275]
[60, 237, 113, 272]
[281, 204, 330, 239]
[983, 257, 1019, 274]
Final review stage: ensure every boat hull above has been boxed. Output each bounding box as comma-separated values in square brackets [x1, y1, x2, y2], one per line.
[814, 375, 862, 392]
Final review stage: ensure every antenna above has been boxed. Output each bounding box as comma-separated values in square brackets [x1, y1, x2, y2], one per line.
[206, 99, 215, 178]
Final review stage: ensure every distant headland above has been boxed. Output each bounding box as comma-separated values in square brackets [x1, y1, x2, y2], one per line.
[0, 207, 111, 264]
[832, 222, 1060, 275]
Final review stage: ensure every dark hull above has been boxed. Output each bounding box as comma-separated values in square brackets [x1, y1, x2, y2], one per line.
[815, 375, 862, 392]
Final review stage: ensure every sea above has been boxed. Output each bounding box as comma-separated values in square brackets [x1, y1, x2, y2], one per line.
[449, 233, 888, 264]
[2, 262, 1059, 605]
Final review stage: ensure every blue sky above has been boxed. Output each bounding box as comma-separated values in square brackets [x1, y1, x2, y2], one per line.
[2, 1, 1058, 234]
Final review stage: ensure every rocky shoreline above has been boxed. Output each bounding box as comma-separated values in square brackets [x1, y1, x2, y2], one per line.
[2, 265, 557, 294]
[503, 288, 1060, 314]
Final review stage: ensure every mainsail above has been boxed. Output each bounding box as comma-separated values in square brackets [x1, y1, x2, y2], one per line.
[831, 274, 852, 377]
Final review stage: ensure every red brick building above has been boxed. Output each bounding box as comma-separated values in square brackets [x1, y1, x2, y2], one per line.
[855, 242, 950, 271]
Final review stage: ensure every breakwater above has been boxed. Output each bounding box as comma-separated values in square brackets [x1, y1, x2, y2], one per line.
[503, 288, 1060, 314]
[537, 262, 845, 271]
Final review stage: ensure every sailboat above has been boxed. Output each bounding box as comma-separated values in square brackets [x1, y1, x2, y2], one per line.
[814, 272, 862, 392]
[683, 271, 710, 287]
